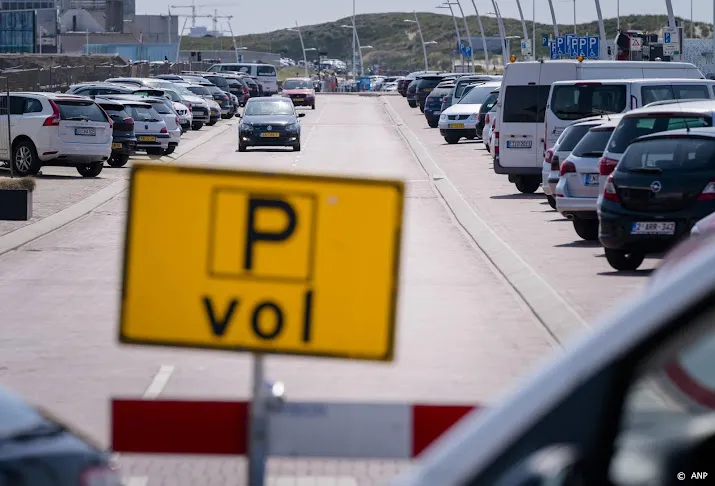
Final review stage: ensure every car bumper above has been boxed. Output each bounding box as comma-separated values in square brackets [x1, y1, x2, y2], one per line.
[239, 132, 300, 146]
[438, 120, 478, 131]
[556, 195, 598, 218]
[168, 128, 182, 145]
[192, 112, 210, 123]
[289, 98, 314, 106]
[38, 141, 111, 163]
[136, 134, 171, 150]
[439, 128, 478, 138]
[111, 139, 136, 155]
[541, 163, 555, 195]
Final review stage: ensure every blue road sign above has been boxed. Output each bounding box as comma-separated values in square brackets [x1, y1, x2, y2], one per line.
[664, 32, 671, 44]
[542, 33, 549, 47]
[465, 45, 472, 57]
[577, 36, 588, 57]
[569, 36, 579, 57]
[549, 41, 559, 60]
[587, 35, 600, 58]
[556, 36, 566, 55]
[460, 43, 466, 55]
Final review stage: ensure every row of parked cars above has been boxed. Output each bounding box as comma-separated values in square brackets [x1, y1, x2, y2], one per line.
[399, 61, 715, 272]
[0, 70, 273, 178]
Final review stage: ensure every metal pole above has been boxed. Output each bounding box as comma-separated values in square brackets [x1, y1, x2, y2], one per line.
[4, 78, 13, 178]
[691, 0, 694, 39]
[469, 0, 489, 70]
[352, 0, 356, 82]
[616, 0, 620, 30]
[573, 0, 576, 35]
[547, 0, 559, 39]
[445, 3, 464, 71]
[594, 0, 607, 59]
[491, 0, 507, 62]
[354, 27, 365, 76]
[295, 22, 309, 78]
[247, 354, 267, 486]
[514, 0, 529, 45]
[227, 22, 239, 62]
[176, 17, 187, 62]
[454, 1, 475, 72]
[414, 11, 429, 70]
[532, 0, 536, 60]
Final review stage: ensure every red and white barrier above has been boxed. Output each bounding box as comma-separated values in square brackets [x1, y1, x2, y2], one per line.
[112, 399, 480, 459]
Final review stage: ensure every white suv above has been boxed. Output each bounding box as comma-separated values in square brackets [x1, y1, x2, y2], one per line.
[0, 93, 112, 177]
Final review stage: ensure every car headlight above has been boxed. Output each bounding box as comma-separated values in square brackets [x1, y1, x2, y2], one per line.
[439, 114, 446, 121]
[240, 122, 253, 131]
[468, 113, 478, 121]
[286, 123, 298, 131]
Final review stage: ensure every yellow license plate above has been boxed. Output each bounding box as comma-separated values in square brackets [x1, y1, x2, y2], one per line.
[112, 142, 123, 149]
[423, 88, 432, 91]
[449, 123, 465, 129]
[294, 98, 304, 102]
[139, 136, 156, 142]
[260, 132, 280, 138]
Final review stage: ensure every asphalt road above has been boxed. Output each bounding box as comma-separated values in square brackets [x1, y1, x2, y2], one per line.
[0, 93, 649, 485]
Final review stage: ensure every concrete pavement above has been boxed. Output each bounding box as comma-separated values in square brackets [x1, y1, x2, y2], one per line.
[0, 94, 579, 485]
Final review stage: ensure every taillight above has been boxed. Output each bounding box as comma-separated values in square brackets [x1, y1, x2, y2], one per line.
[80, 465, 121, 486]
[160, 127, 168, 133]
[175, 116, 181, 125]
[698, 180, 715, 201]
[551, 155, 560, 171]
[123, 117, 134, 126]
[544, 148, 553, 164]
[599, 156, 618, 176]
[43, 99, 61, 126]
[543, 120, 548, 153]
[603, 174, 620, 202]
[186, 102, 193, 112]
[494, 131, 499, 156]
[485, 113, 490, 124]
[559, 160, 576, 176]
[442, 96, 448, 103]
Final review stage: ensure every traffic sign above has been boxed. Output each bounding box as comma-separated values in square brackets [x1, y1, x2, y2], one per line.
[556, 36, 566, 55]
[569, 36, 578, 57]
[577, 36, 588, 57]
[520, 39, 531, 57]
[630, 36, 642, 51]
[465, 45, 472, 57]
[664, 30, 675, 44]
[541, 33, 549, 47]
[587, 35, 600, 58]
[549, 41, 559, 60]
[460, 43, 465, 55]
[120, 164, 404, 361]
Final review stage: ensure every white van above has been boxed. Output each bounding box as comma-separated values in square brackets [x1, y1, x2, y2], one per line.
[495, 60, 704, 193]
[546, 78, 715, 149]
[207, 63, 278, 95]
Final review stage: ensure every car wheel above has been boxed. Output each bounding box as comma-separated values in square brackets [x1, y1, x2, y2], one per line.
[515, 176, 541, 194]
[238, 143, 247, 152]
[146, 148, 164, 156]
[572, 219, 599, 241]
[408, 100, 417, 108]
[12, 140, 41, 176]
[604, 248, 645, 271]
[107, 154, 129, 168]
[293, 143, 301, 152]
[192, 122, 203, 130]
[163, 146, 175, 156]
[444, 134, 460, 144]
[311, 104, 316, 110]
[546, 195, 556, 209]
[419, 105, 425, 113]
[76, 162, 103, 178]
[427, 119, 438, 128]
[207, 120, 217, 126]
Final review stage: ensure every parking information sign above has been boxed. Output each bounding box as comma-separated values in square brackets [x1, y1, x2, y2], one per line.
[120, 164, 404, 361]
[550, 35, 600, 59]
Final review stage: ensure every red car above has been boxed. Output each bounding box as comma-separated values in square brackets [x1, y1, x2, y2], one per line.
[281, 77, 316, 109]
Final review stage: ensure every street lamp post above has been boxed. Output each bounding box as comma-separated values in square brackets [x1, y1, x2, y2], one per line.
[404, 13, 430, 71]
[514, 0, 530, 56]
[547, 0, 559, 40]
[594, 0, 607, 59]
[468, 0, 489, 71]
[289, 22, 310, 78]
[341, 24, 364, 76]
[437, 3, 463, 71]
[487, 1, 507, 62]
[452, 0, 476, 73]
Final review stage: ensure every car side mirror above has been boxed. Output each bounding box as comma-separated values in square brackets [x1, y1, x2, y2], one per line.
[493, 444, 585, 486]
[298, 113, 306, 118]
[236, 112, 241, 118]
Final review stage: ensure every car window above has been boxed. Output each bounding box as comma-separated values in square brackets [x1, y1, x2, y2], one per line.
[101, 106, 129, 119]
[283, 79, 312, 89]
[618, 137, 715, 172]
[144, 80, 175, 89]
[550, 84, 627, 120]
[245, 101, 294, 116]
[161, 90, 182, 102]
[478, 92, 499, 114]
[257, 65, 276, 76]
[148, 101, 172, 114]
[557, 124, 597, 152]
[455, 80, 482, 98]
[96, 88, 121, 95]
[204, 76, 228, 88]
[570, 128, 615, 157]
[55, 100, 107, 122]
[502, 85, 551, 123]
[459, 85, 499, 105]
[126, 105, 161, 122]
[8, 96, 25, 115]
[23, 97, 42, 114]
[186, 86, 212, 96]
[608, 115, 712, 154]
[641, 84, 711, 105]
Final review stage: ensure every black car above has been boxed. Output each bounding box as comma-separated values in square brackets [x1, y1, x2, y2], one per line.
[475, 88, 500, 138]
[406, 79, 420, 108]
[222, 74, 250, 106]
[599, 128, 715, 271]
[424, 84, 454, 128]
[241, 76, 260, 98]
[415, 75, 448, 113]
[399, 70, 440, 97]
[238, 97, 305, 152]
[95, 98, 137, 168]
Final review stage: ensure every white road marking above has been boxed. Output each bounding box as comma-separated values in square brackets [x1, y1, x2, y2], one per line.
[123, 476, 149, 486]
[142, 365, 175, 399]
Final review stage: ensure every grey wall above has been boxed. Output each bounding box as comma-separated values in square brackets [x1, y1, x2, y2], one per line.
[126, 14, 178, 44]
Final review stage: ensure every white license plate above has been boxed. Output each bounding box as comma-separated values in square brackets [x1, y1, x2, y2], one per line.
[506, 140, 532, 149]
[584, 174, 599, 186]
[631, 222, 676, 235]
[75, 127, 95, 136]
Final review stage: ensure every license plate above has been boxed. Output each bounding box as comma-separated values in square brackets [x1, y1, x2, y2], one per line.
[75, 127, 95, 136]
[584, 174, 599, 186]
[506, 140, 532, 149]
[294, 98, 304, 102]
[423, 88, 432, 92]
[631, 222, 676, 235]
[260, 132, 280, 138]
[449, 123, 465, 129]
[112, 142, 123, 149]
[139, 135, 156, 142]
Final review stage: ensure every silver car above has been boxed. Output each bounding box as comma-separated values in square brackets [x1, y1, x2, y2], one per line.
[117, 100, 170, 156]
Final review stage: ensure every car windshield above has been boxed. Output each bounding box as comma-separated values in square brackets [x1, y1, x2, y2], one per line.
[570, 128, 615, 158]
[126, 105, 161, 122]
[607, 115, 712, 154]
[458, 85, 499, 105]
[55, 100, 107, 122]
[619, 137, 715, 172]
[455, 80, 483, 98]
[245, 101, 294, 116]
[100, 106, 129, 120]
[144, 79, 176, 89]
[161, 90, 182, 102]
[283, 79, 312, 89]
[204, 76, 229, 88]
[557, 123, 599, 152]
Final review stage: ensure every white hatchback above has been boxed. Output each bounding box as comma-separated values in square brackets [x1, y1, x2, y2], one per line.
[0, 93, 112, 177]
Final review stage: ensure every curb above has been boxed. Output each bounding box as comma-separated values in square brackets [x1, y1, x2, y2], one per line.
[381, 96, 589, 346]
[0, 120, 236, 257]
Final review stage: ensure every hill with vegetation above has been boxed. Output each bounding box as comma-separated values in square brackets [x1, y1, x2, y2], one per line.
[181, 13, 711, 72]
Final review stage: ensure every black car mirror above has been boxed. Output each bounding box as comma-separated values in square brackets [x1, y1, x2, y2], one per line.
[298, 113, 306, 118]
[493, 444, 585, 486]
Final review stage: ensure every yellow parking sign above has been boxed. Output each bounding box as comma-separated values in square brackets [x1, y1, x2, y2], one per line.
[120, 164, 404, 361]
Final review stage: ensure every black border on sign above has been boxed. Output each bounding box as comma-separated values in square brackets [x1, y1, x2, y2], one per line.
[205, 186, 318, 284]
[119, 163, 405, 362]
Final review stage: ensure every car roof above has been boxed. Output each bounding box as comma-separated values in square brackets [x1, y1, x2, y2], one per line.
[17, 92, 93, 101]
[99, 94, 155, 106]
[93, 97, 127, 109]
[551, 78, 715, 85]
[636, 126, 715, 141]
[624, 99, 715, 117]
[246, 96, 292, 103]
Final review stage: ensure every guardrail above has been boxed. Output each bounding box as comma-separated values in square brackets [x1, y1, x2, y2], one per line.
[0, 61, 215, 93]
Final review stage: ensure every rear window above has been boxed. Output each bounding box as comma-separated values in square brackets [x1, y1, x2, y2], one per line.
[417, 78, 443, 90]
[478, 92, 499, 114]
[257, 65, 277, 76]
[550, 84, 627, 121]
[455, 81, 480, 98]
[620, 137, 715, 172]
[144, 80, 176, 89]
[571, 128, 615, 158]
[101, 106, 129, 119]
[428, 88, 451, 98]
[607, 115, 712, 154]
[557, 124, 598, 151]
[186, 86, 212, 96]
[55, 100, 107, 122]
[502, 85, 551, 123]
[641, 84, 710, 105]
[205, 76, 229, 88]
[148, 101, 172, 114]
[126, 105, 161, 122]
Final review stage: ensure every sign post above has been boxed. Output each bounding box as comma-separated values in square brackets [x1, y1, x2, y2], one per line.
[248, 354, 268, 485]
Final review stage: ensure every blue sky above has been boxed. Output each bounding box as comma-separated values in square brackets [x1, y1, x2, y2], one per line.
[139, 0, 714, 36]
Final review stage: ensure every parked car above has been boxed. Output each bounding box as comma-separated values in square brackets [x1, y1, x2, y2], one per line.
[599, 128, 715, 271]
[238, 97, 305, 152]
[0, 93, 112, 177]
[204, 84, 232, 118]
[169, 84, 211, 130]
[94, 98, 137, 168]
[424, 82, 455, 128]
[483, 105, 497, 153]
[108, 99, 170, 156]
[281, 77, 316, 109]
[475, 88, 499, 139]
[415, 75, 450, 112]
[133, 87, 192, 131]
[438, 82, 501, 144]
[106, 95, 181, 155]
[406, 79, 420, 108]
[177, 83, 221, 125]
